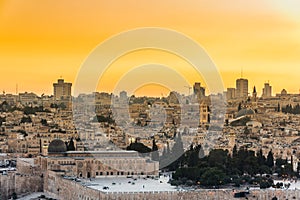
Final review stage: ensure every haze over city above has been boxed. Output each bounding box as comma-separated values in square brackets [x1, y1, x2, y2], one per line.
[1, 0, 300, 96]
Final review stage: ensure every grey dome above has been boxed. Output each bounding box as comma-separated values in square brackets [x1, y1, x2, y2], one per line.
[48, 139, 67, 153]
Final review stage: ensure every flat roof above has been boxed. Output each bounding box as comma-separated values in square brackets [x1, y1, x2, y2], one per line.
[80, 176, 178, 193]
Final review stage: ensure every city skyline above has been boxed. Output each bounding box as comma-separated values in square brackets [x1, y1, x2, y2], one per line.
[0, 77, 295, 98]
[1, 1, 300, 96]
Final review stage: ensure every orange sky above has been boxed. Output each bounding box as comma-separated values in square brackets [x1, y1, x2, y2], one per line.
[1, 0, 300, 96]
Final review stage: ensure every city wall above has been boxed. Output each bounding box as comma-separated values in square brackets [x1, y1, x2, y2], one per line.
[44, 173, 300, 200]
[0, 172, 43, 199]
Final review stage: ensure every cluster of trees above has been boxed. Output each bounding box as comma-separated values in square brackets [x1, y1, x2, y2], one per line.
[170, 146, 297, 188]
[160, 133, 184, 170]
[125, 131, 298, 189]
[50, 103, 67, 110]
[0, 101, 11, 112]
[65, 138, 75, 151]
[126, 133, 184, 167]
[281, 104, 300, 114]
[0, 101, 51, 114]
[20, 116, 32, 123]
[93, 115, 115, 124]
[22, 106, 50, 115]
[126, 140, 151, 155]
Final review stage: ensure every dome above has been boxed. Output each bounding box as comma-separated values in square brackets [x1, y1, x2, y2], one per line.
[48, 139, 67, 153]
[281, 89, 287, 95]
[236, 109, 255, 118]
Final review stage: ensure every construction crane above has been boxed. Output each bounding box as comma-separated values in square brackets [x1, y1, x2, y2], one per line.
[184, 86, 192, 95]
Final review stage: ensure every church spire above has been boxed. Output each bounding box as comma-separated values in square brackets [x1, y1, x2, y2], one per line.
[253, 86, 256, 94]
[252, 86, 257, 102]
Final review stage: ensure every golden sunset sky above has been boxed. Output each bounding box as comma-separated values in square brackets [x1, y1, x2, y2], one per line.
[1, 0, 300, 96]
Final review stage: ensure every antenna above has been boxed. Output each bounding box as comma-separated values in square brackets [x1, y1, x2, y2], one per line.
[16, 84, 18, 95]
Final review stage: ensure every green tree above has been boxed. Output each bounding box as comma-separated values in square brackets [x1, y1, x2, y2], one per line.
[20, 116, 32, 123]
[12, 192, 17, 200]
[198, 145, 205, 159]
[238, 103, 242, 111]
[127, 140, 151, 154]
[200, 167, 226, 186]
[67, 138, 76, 151]
[232, 145, 238, 158]
[257, 149, 266, 165]
[151, 139, 159, 161]
[208, 149, 229, 169]
[267, 150, 274, 168]
[0, 117, 5, 126]
[172, 132, 184, 157]
[41, 119, 48, 126]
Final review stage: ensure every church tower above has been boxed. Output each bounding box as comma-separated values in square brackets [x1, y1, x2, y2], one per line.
[252, 86, 257, 102]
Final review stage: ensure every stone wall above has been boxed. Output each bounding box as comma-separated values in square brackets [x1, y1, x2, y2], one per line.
[44, 173, 300, 200]
[0, 172, 43, 199]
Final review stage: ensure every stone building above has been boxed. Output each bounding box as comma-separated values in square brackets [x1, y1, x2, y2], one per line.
[35, 139, 159, 179]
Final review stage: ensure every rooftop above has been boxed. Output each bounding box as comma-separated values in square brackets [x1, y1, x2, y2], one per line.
[80, 176, 178, 193]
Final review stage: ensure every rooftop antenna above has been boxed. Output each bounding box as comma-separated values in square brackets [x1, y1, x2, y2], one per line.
[16, 84, 18, 95]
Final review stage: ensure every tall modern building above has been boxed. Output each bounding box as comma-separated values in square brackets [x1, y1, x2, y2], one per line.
[262, 82, 272, 98]
[226, 88, 236, 100]
[193, 82, 205, 99]
[53, 79, 72, 101]
[236, 78, 248, 98]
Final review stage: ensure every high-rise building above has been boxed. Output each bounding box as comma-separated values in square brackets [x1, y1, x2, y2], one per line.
[236, 78, 248, 98]
[262, 82, 272, 98]
[226, 88, 236, 100]
[193, 82, 205, 99]
[53, 79, 72, 101]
